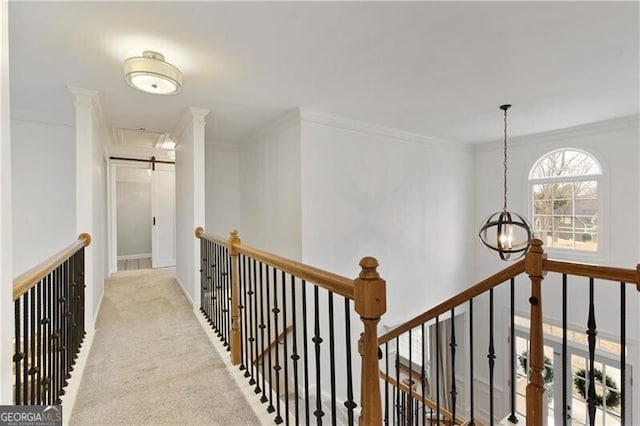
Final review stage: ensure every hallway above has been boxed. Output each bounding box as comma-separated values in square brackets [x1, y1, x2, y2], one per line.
[69, 269, 260, 425]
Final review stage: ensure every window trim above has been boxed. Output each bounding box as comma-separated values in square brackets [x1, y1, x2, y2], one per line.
[528, 148, 606, 262]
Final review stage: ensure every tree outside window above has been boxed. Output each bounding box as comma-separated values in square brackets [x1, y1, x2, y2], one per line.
[530, 150, 601, 252]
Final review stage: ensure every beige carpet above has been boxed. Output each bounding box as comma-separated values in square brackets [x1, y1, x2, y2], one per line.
[70, 269, 260, 425]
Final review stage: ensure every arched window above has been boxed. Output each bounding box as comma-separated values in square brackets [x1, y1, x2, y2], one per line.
[529, 149, 602, 252]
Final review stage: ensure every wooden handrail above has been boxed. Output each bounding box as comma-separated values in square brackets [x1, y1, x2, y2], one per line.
[379, 371, 465, 425]
[12, 233, 91, 301]
[253, 324, 294, 366]
[379, 259, 526, 345]
[195, 227, 355, 300]
[543, 259, 640, 290]
[195, 227, 228, 247]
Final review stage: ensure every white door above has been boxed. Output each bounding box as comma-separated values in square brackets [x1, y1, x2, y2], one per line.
[151, 166, 176, 267]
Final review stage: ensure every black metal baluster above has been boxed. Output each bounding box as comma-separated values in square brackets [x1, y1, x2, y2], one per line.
[450, 309, 457, 423]
[435, 316, 440, 424]
[207, 241, 213, 326]
[216, 243, 222, 337]
[282, 273, 290, 426]
[14, 298, 22, 404]
[586, 278, 597, 426]
[45, 272, 53, 405]
[36, 280, 42, 404]
[239, 254, 247, 372]
[344, 298, 355, 426]
[562, 274, 568, 424]
[80, 248, 86, 343]
[395, 336, 400, 426]
[384, 342, 389, 426]
[225, 246, 232, 348]
[52, 265, 59, 404]
[313, 285, 324, 423]
[620, 282, 626, 425]
[62, 258, 70, 390]
[243, 255, 251, 378]
[266, 266, 275, 413]
[248, 259, 257, 386]
[30, 286, 36, 404]
[408, 328, 413, 426]
[488, 288, 495, 426]
[291, 276, 300, 425]
[421, 323, 426, 426]
[508, 278, 518, 423]
[301, 282, 310, 426]
[257, 262, 265, 399]
[23, 289, 29, 404]
[328, 291, 336, 425]
[247, 258, 256, 384]
[273, 270, 283, 424]
[469, 299, 474, 425]
[200, 239, 205, 314]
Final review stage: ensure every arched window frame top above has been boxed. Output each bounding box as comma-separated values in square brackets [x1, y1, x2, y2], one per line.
[529, 148, 602, 181]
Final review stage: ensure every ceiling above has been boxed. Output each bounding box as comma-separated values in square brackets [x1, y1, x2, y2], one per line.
[8, 1, 639, 146]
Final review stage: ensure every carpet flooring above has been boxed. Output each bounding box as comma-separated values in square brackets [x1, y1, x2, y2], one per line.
[69, 269, 260, 425]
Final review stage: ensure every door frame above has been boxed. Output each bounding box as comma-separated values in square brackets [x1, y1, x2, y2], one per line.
[108, 159, 163, 275]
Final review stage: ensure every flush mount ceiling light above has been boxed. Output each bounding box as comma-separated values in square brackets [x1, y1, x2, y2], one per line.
[478, 104, 533, 261]
[124, 50, 182, 95]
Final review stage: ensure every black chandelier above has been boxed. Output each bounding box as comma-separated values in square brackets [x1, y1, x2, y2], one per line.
[478, 104, 532, 261]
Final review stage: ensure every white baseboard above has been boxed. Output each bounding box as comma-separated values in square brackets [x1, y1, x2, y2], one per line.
[117, 254, 151, 260]
[60, 327, 96, 425]
[174, 275, 195, 307]
[194, 308, 273, 424]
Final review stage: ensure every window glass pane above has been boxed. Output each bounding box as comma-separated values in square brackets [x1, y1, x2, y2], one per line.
[531, 150, 601, 178]
[530, 164, 599, 252]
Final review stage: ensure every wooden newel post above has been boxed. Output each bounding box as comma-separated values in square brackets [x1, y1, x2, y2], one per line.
[525, 239, 547, 426]
[354, 257, 386, 426]
[229, 229, 242, 365]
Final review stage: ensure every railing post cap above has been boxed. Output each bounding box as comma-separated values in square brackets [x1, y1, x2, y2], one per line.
[359, 256, 380, 280]
[195, 226, 204, 238]
[529, 238, 544, 253]
[79, 233, 91, 247]
[230, 229, 239, 239]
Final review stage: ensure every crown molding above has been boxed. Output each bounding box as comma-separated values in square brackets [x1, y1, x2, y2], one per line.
[299, 107, 471, 151]
[172, 106, 210, 143]
[238, 108, 300, 148]
[11, 107, 74, 127]
[67, 86, 113, 146]
[473, 114, 640, 153]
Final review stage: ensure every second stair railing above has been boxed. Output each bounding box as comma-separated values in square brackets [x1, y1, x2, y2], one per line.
[196, 227, 386, 425]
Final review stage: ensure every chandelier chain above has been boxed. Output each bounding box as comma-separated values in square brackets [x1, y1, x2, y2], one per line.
[503, 107, 508, 211]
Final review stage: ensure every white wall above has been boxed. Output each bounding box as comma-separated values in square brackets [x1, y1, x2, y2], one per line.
[205, 143, 240, 238]
[11, 119, 75, 274]
[238, 111, 301, 259]
[300, 111, 475, 324]
[472, 116, 640, 421]
[299, 110, 475, 410]
[0, 0, 13, 404]
[175, 107, 208, 305]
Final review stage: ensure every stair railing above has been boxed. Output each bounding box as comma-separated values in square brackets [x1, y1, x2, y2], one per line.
[379, 239, 639, 426]
[12, 233, 91, 406]
[195, 227, 386, 425]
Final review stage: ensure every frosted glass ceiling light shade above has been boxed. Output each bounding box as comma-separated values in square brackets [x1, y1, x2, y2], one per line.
[478, 104, 533, 261]
[124, 51, 182, 95]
